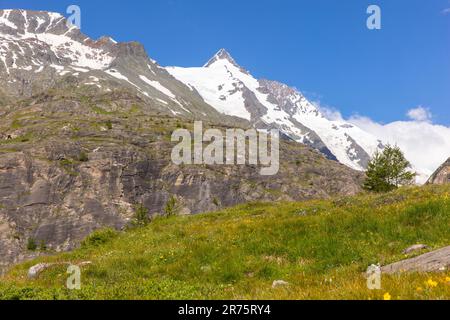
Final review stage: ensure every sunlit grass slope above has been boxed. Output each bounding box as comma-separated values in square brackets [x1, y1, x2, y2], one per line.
[1, 185, 449, 300]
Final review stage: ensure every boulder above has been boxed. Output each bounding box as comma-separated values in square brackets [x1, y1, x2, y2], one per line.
[272, 280, 289, 288]
[427, 158, 450, 185]
[27, 263, 55, 279]
[382, 246, 450, 274]
[402, 244, 428, 254]
[27, 261, 92, 279]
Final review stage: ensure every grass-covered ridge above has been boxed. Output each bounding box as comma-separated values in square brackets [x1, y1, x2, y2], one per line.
[1, 185, 449, 300]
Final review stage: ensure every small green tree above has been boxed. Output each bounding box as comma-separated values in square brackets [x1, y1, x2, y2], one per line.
[164, 196, 179, 217]
[133, 204, 150, 227]
[27, 238, 37, 251]
[363, 145, 416, 192]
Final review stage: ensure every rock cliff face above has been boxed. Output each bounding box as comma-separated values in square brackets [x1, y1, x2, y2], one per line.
[427, 158, 450, 185]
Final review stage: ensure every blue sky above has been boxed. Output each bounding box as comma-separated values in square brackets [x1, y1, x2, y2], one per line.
[2, 0, 450, 125]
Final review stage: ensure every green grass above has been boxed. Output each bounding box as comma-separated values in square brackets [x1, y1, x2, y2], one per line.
[0, 185, 449, 300]
[91, 106, 115, 115]
[11, 119, 23, 129]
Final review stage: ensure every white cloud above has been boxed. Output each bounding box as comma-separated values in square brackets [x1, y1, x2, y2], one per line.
[407, 106, 432, 122]
[310, 99, 449, 184]
[311, 101, 344, 121]
[349, 114, 450, 184]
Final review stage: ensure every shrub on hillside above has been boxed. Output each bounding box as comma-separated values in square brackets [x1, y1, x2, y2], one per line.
[363, 145, 416, 193]
[81, 228, 118, 248]
[27, 238, 37, 251]
[133, 204, 150, 226]
[164, 196, 180, 217]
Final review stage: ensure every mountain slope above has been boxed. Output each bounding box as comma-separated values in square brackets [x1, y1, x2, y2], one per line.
[0, 10, 366, 272]
[0, 90, 364, 272]
[167, 49, 385, 171]
[1, 184, 449, 299]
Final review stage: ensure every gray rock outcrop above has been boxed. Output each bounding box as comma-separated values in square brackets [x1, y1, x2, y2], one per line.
[382, 246, 450, 274]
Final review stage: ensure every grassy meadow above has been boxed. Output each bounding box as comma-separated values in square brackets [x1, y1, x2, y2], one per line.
[0, 185, 449, 300]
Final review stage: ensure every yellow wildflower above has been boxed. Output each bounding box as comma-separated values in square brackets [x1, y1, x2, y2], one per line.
[383, 292, 391, 300]
[445, 276, 450, 283]
[416, 287, 423, 292]
[425, 279, 438, 288]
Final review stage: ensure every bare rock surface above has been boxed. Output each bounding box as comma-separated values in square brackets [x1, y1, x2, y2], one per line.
[382, 246, 450, 274]
[27, 263, 54, 279]
[272, 280, 289, 288]
[27, 261, 92, 279]
[427, 158, 450, 185]
[402, 244, 429, 255]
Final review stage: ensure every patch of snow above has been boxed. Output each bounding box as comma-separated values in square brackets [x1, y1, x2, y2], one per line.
[71, 66, 90, 73]
[84, 82, 102, 88]
[0, 10, 18, 29]
[50, 64, 64, 71]
[167, 66, 251, 120]
[34, 65, 44, 73]
[147, 64, 156, 75]
[107, 69, 153, 99]
[157, 98, 168, 105]
[139, 75, 176, 99]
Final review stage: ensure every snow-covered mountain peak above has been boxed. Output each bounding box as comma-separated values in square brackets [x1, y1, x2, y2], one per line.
[203, 48, 252, 76]
[1, 9, 68, 37]
[168, 49, 385, 171]
[204, 48, 237, 67]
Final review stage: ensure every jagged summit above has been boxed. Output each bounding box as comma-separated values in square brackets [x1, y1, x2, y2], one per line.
[204, 48, 240, 68]
[0, 9, 116, 71]
[0, 9, 68, 35]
